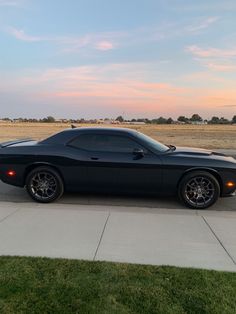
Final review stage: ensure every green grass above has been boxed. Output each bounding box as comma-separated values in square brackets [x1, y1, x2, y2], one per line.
[0, 257, 236, 314]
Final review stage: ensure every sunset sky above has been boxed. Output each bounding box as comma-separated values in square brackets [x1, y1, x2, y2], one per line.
[1, 0, 236, 119]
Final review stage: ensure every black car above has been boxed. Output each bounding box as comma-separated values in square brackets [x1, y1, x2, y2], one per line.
[0, 127, 235, 209]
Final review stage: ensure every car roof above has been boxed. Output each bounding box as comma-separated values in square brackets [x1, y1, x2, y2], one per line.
[65, 126, 136, 132]
[41, 127, 139, 144]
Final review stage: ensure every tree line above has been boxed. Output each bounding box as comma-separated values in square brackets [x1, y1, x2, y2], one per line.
[1, 114, 236, 124]
[116, 114, 236, 124]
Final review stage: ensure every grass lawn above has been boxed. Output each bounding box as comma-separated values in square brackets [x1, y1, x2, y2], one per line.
[0, 256, 236, 314]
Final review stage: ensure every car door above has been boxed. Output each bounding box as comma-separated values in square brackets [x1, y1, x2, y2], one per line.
[68, 132, 163, 194]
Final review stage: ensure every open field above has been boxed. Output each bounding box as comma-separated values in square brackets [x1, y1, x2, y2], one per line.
[0, 122, 236, 149]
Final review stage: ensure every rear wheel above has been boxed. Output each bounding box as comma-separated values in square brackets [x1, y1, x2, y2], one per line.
[26, 166, 64, 203]
[178, 171, 220, 209]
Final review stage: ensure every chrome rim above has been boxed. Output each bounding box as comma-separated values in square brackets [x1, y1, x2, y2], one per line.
[30, 172, 57, 200]
[184, 176, 215, 207]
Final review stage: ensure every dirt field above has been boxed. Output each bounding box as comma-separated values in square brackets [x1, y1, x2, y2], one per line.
[0, 122, 236, 149]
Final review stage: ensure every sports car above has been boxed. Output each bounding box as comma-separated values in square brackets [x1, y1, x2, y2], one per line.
[0, 127, 235, 209]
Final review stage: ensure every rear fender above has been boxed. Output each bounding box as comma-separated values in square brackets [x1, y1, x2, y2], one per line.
[24, 162, 65, 186]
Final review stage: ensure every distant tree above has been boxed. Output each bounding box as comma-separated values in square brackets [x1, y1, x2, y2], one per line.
[77, 118, 85, 123]
[232, 115, 236, 124]
[116, 115, 124, 122]
[209, 116, 220, 124]
[177, 116, 189, 123]
[48, 116, 55, 123]
[151, 119, 158, 124]
[209, 116, 230, 124]
[166, 117, 173, 124]
[151, 117, 166, 124]
[43, 116, 55, 123]
[137, 118, 149, 123]
[144, 118, 151, 124]
[190, 114, 203, 122]
[219, 117, 230, 124]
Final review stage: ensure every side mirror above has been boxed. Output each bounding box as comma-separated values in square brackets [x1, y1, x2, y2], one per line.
[133, 148, 144, 158]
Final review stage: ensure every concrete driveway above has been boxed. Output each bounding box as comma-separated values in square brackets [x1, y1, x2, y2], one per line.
[0, 184, 235, 271]
[0, 181, 236, 211]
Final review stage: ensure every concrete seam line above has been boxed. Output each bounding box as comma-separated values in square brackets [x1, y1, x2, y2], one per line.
[202, 216, 236, 266]
[0, 208, 22, 225]
[93, 212, 111, 261]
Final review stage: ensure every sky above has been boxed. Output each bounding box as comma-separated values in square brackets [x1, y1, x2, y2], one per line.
[0, 0, 236, 119]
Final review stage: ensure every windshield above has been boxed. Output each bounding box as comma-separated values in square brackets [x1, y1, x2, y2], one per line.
[136, 132, 169, 153]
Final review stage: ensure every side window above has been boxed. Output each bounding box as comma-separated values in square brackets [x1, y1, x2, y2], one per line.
[69, 134, 147, 153]
[68, 134, 96, 151]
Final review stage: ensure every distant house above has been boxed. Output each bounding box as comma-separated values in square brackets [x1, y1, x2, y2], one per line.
[95, 119, 104, 124]
[190, 121, 208, 125]
[111, 120, 121, 124]
[88, 119, 97, 124]
[175, 121, 186, 125]
[125, 121, 146, 125]
[102, 119, 120, 124]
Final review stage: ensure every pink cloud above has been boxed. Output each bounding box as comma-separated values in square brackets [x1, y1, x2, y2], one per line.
[6, 26, 117, 52]
[206, 62, 236, 72]
[95, 41, 114, 51]
[2, 64, 236, 118]
[7, 27, 42, 42]
[187, 45, 236, 58]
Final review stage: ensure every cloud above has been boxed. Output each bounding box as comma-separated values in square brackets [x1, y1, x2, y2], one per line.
[0, 0, 24, 6]
[6, 26, 118, 52]
[1, 63, 236, 118]
[95, 41, 114, 51]
[206, 62, 236, 72]
[186, 17, 219, 33]
[7, 27, 42, 42]
[186, 44, 236, 72]
[187, 45, 236, 58]
[219, 105, 236, 108]
[202, 90, 236, 107]
[0, 63, 190, 117]
[166, 1, 236, 12]
[5, 16, 217, 54]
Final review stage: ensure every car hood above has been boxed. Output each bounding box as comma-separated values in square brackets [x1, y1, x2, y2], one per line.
[172, 146, 227, 157]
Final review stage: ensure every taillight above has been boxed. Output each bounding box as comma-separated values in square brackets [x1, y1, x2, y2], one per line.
[7, 170, 16, 177]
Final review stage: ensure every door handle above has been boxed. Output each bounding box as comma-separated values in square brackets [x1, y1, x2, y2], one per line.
[90, 157, 99, 160]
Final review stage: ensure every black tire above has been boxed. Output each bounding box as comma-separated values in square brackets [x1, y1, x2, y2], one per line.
[26, 166, 64, 203]
[178, 171, 220, 209]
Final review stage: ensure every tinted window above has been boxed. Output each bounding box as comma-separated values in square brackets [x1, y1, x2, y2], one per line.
[69, 134, 147, 153]
[136, 132, 169, 152]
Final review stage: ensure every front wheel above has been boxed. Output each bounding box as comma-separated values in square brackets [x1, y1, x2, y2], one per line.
[26, 167, 64, 203]
[178, 171, 220, 209]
